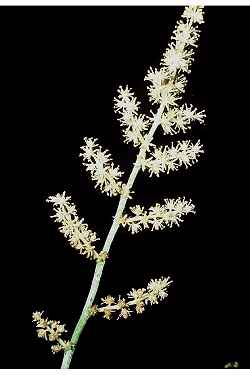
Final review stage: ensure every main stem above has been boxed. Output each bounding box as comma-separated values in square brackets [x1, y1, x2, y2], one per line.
[61, 102, 165, 369]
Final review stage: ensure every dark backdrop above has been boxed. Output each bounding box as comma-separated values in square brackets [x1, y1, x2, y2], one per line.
[1, 5, 249, 369]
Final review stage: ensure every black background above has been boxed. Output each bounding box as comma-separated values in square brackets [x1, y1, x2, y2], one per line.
[1, 5, 249, 369]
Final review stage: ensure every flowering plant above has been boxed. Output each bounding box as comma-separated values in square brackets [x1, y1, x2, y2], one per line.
[33, 5, 206, 368]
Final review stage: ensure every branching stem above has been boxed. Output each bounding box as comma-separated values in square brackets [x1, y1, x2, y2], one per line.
[61, 101, 165, 369]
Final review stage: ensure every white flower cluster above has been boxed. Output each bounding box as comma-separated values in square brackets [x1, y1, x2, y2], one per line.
[172, 20, 202, 48]
[141, 140, 203, 177]
[144, 67, 186, 107]
[114, 85, 150, 147]
[80, 137, 124, 197]
[162, 41, 194, 75]
[46, 192, 100, 260]
[114, 6, 206, 167]
[32, 311, 72, 354]
[144, 6, 204, 107]
[182, 5, 205, 25]
[162, 6, 204, 74]
[121, 197, 195, 234]
[92, 276, 173, 320]
[160, 103, 206, 135]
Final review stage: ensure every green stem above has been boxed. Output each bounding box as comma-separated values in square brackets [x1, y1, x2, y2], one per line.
[61, 102, 165, 369]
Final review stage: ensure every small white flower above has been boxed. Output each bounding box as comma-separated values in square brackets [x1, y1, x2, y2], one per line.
[182, 5, 205, 25]
[181, 103, 206, 124]
[130, 205, 145, 216]
[172, 20, 201, 48]
[46, 191, 70, 207]
[114, 85, 140, 115]
[147, 277, 173, 302]
[161, 43, 194, 74]
[130, 222, 142, 234]
[144, 67, 170, 86]
[116, 85, 134, 101]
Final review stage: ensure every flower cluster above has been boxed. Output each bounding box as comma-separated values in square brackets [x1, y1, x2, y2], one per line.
[114, 86, 150, 147]
[46, 192, 104, 261]
[80, 137, 124, 197]
[144, 6, 204, 108]
[182, 5, 205, 24]
[91, 277, 173, 320]
[141, 140, 203, 177]
[162, 40, 194, 75]
[161, 6, 204, 74]
[34, 6, 206, 368]
[172, 20, 202, 48]
[160, 103, 206, 135]
[121, 197, 195, 234]
[32, 311, 72, 354]
[144, 67, 186, 107]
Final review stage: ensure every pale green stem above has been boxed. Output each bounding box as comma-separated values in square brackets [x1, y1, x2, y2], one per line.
[61, 101, 165, 369]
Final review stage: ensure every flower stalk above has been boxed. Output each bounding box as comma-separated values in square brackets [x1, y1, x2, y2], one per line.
[61, 101, 166, 369]
[33, 5, 206, 369]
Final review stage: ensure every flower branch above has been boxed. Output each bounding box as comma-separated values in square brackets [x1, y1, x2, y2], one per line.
[32, 5, 206, 369]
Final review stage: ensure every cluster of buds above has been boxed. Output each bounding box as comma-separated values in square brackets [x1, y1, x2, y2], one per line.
[46, 192, 107, 262]
[121, 197, 195, 234]
[114, 86, 150, 147]
[80, 137, 124, 197]
[91, 277, 173, 320]
[32, 311, 72, 354]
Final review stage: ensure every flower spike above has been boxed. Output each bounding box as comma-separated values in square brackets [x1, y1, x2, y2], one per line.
[114, 85, 150, 147]
[32, 311, 73, 354]
[46, 192, 100, 261]
[121, 197, 195, 234]
[91, 276, 173, 320]
[141, 140, 204, 177]
[80, 137, 124, 197]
